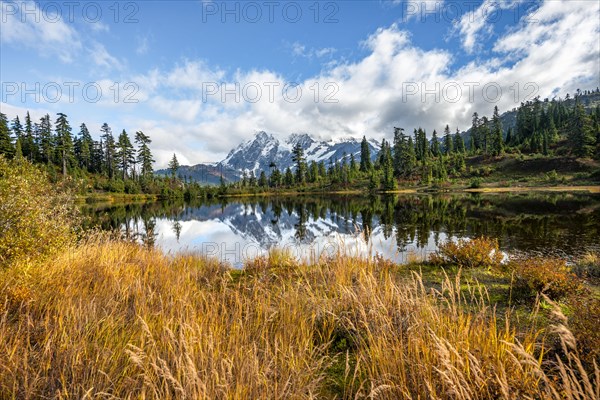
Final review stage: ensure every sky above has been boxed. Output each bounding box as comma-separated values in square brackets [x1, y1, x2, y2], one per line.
[1, 0, 599, 168]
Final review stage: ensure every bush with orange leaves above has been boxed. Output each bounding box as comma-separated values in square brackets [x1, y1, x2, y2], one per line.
[510, 257, 584, 300]
[429, 236, 504, 269]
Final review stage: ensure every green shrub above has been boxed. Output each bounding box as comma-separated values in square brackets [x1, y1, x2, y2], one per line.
[0, 156, 76, 267]
[469, 177, 482, 188]
[429, 237, 504, 269]
[545, 169, 558, 183]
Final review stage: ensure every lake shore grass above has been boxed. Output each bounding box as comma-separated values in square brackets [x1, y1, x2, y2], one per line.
[219, 184, 600, 198]
[75, 192, 159, 204]
[2, 157, 599, 399]
[1, 236, 598, 399]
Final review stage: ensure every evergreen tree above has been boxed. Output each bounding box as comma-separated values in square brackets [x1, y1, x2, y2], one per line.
[91, 140, 104, 173]
[505, 127, 513, 146]
[258, 170, 268, 187]
[269, 167, 281, 188]
[360, 136, 372, 172]
[430, 129, 440, 157]
[116, 129, 135, 179]
[75, 123, 93, 170]
[392, 127, 404, 175]
[22, 112, 36, 161]
[38, 114, 53, 164]
[480, 116, 490, 155]
[368, 171, 379, 193]
[569, 102, 595, 157]
[168, 153, 180, 179]
[405, 137, 416, 175]
[491, 106, 504, 156]
[11, 116, 23, 143]
[443, 124, 453, 155]
[0, 113, 14, 158]
[100, 123, 116, 178]
[471, 112, 480, 151]
[291, 142, 306, 183]
[309, 160, 319, 183]
[55, 113, 74, 175]
[135, 131, 154, 179]
[14, 138, 23, 161]
[284, 167, 294, 186]
[453, 128, 465, 154]
[382, 154, 396, 190]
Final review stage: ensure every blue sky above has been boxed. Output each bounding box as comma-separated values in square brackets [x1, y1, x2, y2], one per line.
[1, 0, 599, 167]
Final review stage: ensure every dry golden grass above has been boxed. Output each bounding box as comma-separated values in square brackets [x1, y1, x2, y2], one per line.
[1, 237, 598, 399]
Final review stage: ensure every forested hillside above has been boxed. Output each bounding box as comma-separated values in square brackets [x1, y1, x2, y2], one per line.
[1, 90, 599, 195]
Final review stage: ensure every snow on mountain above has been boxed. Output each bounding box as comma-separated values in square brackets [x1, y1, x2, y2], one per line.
[166, 132, 380, 183]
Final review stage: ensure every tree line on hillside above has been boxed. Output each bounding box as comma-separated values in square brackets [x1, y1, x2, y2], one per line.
[233, 92, 600, 192]
[0, 112, 154, 180]
[1, 90, 599, 195]
[0, 112, 217, 199]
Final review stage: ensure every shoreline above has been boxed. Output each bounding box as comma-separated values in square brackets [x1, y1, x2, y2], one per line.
[76, 184, 600, 203]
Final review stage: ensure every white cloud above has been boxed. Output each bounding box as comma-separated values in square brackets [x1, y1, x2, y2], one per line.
[136, 35, 149, 55]
[456, 0, 522, 54]
[135, 0, 598, 167]
[2, 0, 598, 169]
[289, 41, 337, 59]
[0, 0, 82, 63]
[88, 42, 122, 70]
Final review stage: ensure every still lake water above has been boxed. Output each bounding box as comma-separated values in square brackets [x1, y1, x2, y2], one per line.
[82, 192, 600, 267]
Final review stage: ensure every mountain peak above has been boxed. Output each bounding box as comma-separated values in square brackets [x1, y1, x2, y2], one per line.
[255, 131, 274, 143]
[180, 132, 380, 183]
[287, 133, 314, 145]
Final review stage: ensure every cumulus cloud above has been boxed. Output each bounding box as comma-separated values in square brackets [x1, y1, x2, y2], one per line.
[133, 0, 598, 167]
[456, 0, 522, 54]
[0, 0, 82, 63]
[2, 0, 598, 169]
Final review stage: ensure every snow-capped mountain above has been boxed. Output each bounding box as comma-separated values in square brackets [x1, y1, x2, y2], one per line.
[160, 132, 380, 183]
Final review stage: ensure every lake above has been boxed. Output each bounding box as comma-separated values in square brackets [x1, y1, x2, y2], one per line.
[82, 192, 600, 267]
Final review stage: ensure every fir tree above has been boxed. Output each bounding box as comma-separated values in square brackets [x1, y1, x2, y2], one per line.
[430, 129, 440, 157]
[116, 129, 135, 179]
[443, 124, 453, 155]
[168, 153, 180, 179]
[360, 136, 372, 172]
[135, 131, 154, 179]
[291, 143, 306, 183]
[258, 170, 268, 187]
[100, 123, 116, 178]
[22, 112, 36, 161]
[75, 123, 93, 170]
[38, 114, 53, 164]
[0, 113, 14, 158]
[569, 102, 595, 157]
[55, 113, 74, 175]
[453, 128, 465, 154]
[491, 106, 504, 156]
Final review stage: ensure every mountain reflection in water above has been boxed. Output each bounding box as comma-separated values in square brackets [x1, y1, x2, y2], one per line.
[81, 193, 600, 268]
